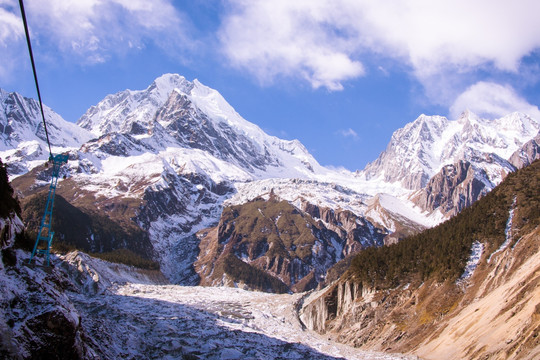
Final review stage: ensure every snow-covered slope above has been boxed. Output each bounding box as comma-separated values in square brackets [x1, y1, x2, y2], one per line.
[77, 74, 193, 136]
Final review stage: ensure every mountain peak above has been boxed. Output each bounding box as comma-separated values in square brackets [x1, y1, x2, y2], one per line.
[150, 73, 193, 97]
[77, 74, 194, 136]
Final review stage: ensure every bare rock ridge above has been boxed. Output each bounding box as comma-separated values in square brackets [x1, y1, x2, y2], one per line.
[509, 133, 540, 169]
[194, 195, 386, 293]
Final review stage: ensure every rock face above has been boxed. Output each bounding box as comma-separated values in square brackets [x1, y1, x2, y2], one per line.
[411, 160, 493, 217]
[509, 133, 540, 169]
[154, 90, 277, 171]
[77, 73, 193, 137]
[301, 226, 540, 359]
[195, 195, 386, 293]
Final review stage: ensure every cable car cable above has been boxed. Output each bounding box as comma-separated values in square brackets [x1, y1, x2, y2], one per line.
[18, 0, 53, 157]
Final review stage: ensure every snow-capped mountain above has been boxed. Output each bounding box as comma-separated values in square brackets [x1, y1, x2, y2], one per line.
[362, 110, 539, 190]
[4, 76, 385, 289]
[0, 89, 93, 175]
[78, 74, 194, 136]
[76, 73, 322, 179]
[3, 75, 540, 292]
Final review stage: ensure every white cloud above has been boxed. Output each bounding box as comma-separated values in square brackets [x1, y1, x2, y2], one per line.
[450, 82, 540, 120]
[0, 0, 22, 46]
[219, 0, 364, 90]
[220, 0, 540, 93]
[0, 0, 25, 81]
[0, 0, 193, 75]
[339, 128, 359, 140]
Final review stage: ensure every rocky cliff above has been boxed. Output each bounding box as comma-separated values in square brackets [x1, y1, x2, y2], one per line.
[509, 133, 540, 169]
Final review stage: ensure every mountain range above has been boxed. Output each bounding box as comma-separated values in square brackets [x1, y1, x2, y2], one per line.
[1, 74, 539, 292]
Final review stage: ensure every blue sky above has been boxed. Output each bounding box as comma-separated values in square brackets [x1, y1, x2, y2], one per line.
[1, 0, 540, 170]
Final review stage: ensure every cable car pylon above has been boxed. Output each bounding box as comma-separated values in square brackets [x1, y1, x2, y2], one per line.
[29, 154, 68, 266]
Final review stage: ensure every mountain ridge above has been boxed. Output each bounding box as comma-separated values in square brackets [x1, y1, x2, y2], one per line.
[362, 110, 538, 190]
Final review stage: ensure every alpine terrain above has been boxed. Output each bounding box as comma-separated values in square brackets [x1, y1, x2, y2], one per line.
[1, 73, 540, 359]
[0, 157, 412, 360]
[2, 74, 540, 292]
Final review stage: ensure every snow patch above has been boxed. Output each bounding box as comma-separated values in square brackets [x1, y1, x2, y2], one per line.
[458, 241, 484, 285]
[488, 197, 516, 264]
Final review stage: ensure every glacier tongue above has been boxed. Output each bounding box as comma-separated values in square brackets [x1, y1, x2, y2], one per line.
[62, 251, 410, 360]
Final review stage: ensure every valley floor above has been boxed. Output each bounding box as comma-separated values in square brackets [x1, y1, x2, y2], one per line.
[69, 283, 415, 360]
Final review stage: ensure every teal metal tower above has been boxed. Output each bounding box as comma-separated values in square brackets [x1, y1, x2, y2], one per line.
[29, 153, 69, 266]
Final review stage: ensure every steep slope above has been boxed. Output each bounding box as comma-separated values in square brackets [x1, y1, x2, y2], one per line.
[409, 160, 492, 218]
[301, 159, 540, 359]
[77, 74, 194, 136]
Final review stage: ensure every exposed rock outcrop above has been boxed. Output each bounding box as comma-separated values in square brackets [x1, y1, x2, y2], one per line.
[509, 133, 540, 169]
[411, 160, 492, 217]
